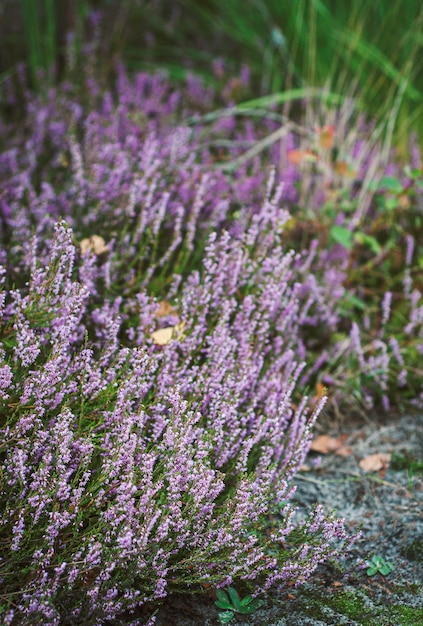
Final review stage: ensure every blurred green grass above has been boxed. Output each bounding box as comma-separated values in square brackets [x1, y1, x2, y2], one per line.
[1, 0, 423, 153]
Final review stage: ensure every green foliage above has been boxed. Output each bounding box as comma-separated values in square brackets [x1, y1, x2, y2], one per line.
[366, 555, 395, 576]
[3, 0, 92, 93]
[215, 587, 264, 624]
[391, 453, 423, 474]
[296, 586, 423, 626]
[3, 0, 423, 146]
[19, 0, 57, 87]
[126, 0, 423, 148]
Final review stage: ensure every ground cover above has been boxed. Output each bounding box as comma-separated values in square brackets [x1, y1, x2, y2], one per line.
[0, 59, 422, 625]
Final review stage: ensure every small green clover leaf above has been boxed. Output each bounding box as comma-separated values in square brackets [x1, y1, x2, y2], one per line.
[216, 589, 234, 611]
[366, 555, 395, 576]
[330, 225, 353, 249]
[218, 609, 235, 625]
[215, 587, 264, 624]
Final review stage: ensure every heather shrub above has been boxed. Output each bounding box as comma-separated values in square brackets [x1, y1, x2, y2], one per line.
[277, 118, 423, 412]
[0, 220, 353, 625]
[1, 62, 423, 623]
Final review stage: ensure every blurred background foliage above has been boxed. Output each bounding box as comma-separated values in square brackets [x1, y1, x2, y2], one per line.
[1, 0, 423, 154]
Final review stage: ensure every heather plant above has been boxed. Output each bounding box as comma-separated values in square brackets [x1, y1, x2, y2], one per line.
[1, 63, 423, 411]
[0, 220, 354, 624]
[1, 62, 423, 624]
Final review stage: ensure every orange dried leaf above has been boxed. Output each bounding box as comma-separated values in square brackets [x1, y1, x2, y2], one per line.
[310, 434, 344, 454]
[288, 149, 318, 165]
[303, 150, 318, 163]
[155, 300, 177, 318]
[319, 125, 335, 149]
[359, 452, 391, 472]
[398, 194, 411, 210]
[334, 160, 349, 176]
[288, 149, 306, 165]
[316, 382, 326, 400]
[335, 445, 353, 457]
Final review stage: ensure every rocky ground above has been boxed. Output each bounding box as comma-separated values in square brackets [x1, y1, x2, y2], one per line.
[153, 411, 423, 625]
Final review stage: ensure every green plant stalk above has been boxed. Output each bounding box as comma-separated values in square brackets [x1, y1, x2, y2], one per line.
[126, 0, 423, 147]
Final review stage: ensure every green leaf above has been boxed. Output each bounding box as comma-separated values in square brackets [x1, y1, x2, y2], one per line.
[379, 562, 394, 575]
[379, 176, 404, 194]
[240, 594, 254, 607]
[344, 294, 367, 311]
[239, 598, 265, 614]
[227, 587, 242, 611]
[353, 232, 382, 254]
[216, 589, 230, 603]
[330, 225, 353, 249]
[215, 590, 232, 610]
[385, 197, 399, 211]
[218, 610, 235, 625]
[216, 600, 233, 610]
[367, 555, 395, 576]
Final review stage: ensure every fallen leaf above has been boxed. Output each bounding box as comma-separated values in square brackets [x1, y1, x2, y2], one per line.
[359, 452, 391, 473]
[80, 235, 108, 255]
[151, 327, 174, 346]
[334, 160, 349, 176]
[151, 322, 185, 346]
[315, 382, 326, 401]
[288, 149, 318, 166]
[155, 300, 177, 318]
[398, 194, 411, 210]
[310, 434, 352, 456]
[318, 125, 335, 149]
[332, 581, 343, 588]
[335, 444, 353, 457]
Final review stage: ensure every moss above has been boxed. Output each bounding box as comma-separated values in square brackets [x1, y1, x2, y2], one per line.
[389, 605, 423, 626]
[296, 587, 423, 626]
[390, 452, 423, 474]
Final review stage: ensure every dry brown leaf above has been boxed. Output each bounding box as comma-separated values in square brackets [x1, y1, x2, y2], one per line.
[310, 434, 351, 456]
[151, 323, 185, 346]
[318, 125, 335, 149]
[335, 444, 353, 457]
[155, 300, 177, 318]
[287, 149, 318, 166]
[359, 452, 391, 473]
[287, 149, 305, 165]
[80, 235, 108, 255]
[398, 194, 411, 210]
[334, 160, 349, 176]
